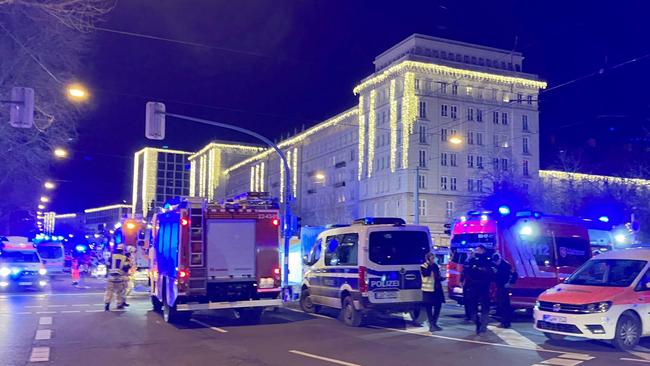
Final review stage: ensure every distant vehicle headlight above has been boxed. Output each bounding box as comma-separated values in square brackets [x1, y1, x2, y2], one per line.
[534, 300, 540, 309]
[39, 268, 47, 276]
[0, 268, 10, 277]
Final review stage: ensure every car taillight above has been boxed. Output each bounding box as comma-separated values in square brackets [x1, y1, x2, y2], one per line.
[273, 268, 281, 275]
[178, 269, 189, 279]
[181, 218, 189, 226]
[445, 264, 450, 279]
[359, 266, 368, 293]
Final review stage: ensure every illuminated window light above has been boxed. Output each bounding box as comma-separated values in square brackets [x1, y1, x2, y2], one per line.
[358, 94, 365, 180]
[367, 89, 376, 177]
[389, 79, 398, 172]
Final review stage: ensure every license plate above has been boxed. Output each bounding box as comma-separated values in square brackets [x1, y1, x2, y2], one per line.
[18, 282, 32, 286]
[374, 291, 398, 299]
[543, 315, 567, 324]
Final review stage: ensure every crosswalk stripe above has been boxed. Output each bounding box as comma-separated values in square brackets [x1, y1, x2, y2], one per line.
[541, 358, 583, 366]
[35, 329, 52, 340]
[39, 316, 52, 325]
[558, 353, 594, 361]
[488, 325, 538, 349]
[29, 347, 50, 362]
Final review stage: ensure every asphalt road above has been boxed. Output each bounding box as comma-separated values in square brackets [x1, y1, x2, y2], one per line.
[1, 277, 649, 366]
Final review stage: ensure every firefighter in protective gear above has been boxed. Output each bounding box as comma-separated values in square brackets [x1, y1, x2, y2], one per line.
[420, 252, 445, 332]
[104, 245, 131, 311]
[124, 246, 137, 301]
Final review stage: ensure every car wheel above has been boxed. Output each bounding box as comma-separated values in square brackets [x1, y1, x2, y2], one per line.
[543, 332, 566, 341]
[300, 289, 321, 314]
[340, 295, 363, 327]
[612, 313, 641, 351]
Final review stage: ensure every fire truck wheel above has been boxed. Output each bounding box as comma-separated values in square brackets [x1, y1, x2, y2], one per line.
[151, 295, 163, 312]
[300, 289, 321, 314]
[341, 296, 363, 327]
[237, 308, 263, 324]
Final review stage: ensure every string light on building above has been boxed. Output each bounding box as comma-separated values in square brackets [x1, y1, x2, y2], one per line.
[389, 79, 398, 172]
[367, 89, 377, 177]
[401, 72, 417, 168]
[189, 160, 196, 196]
[260, 162, 265, 192]
[250, 165, 255, 192]
[292, 147, 298, 198]
[357, 94, 365, 180]
[280, 156, 285, 203]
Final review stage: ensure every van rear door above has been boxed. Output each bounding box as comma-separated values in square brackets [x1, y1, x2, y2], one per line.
[366, 228, 430, 304]
[205, 219, 256, 279]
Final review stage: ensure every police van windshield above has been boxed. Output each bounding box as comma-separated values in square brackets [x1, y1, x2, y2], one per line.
[0, 251, 40, 263]
[369, 231, 429, 265]
[37, 245, 63, 259]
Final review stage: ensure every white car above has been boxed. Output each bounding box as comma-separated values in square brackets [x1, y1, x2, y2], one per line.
[534, 248, 650, 350]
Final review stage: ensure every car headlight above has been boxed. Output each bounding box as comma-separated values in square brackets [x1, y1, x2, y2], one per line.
[583, 301, 612, 313]
[534, 301, 540, 309]
[0, 268, 10, 277]
[39, 268, 47, 276]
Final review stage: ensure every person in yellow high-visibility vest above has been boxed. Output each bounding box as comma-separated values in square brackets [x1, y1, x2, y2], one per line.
[420, 252, 445, 332]
[104, 245, 131, 311]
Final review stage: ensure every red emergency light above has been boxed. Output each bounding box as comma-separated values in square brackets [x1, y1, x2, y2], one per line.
[181, 218, 189, 226]
[272, 218, 279, 226]
[273, 268, 280, 275]
[178, 269, 188, 278]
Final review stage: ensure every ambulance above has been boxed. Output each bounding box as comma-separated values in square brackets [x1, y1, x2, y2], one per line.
[0, 240, 48, 290]
[534, 248, 650, 350]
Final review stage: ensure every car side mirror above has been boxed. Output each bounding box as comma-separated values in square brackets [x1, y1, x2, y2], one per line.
[302, 255, 310, 266]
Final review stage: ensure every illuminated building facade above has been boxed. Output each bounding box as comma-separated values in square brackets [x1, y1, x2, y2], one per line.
[221, 35, 546, 246]
[132, 148, 193, 217]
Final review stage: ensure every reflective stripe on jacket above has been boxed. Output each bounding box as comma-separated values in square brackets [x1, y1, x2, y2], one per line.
[421, 263, 435, 292]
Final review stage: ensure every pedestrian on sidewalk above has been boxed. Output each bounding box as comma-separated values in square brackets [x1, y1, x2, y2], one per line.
[464, 245, 495, 334]
[493, 253, 517, 328]
[420, 252, 446, 332]
[104, 245, 131, 311]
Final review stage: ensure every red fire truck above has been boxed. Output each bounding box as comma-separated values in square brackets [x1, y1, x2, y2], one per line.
[447, 210, 593, 309]
[149, 194, 283, 323]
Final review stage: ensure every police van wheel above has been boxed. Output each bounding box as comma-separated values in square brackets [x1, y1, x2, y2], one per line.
[300, 289, 320, 314]
[151, 295, 163, 312]
[341, 296, 363, 327]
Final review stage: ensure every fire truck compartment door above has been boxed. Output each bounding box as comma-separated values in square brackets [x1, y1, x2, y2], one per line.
[206, 219, 256, 279]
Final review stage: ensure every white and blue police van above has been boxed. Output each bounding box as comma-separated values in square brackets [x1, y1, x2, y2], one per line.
[299, 217, 432, 326]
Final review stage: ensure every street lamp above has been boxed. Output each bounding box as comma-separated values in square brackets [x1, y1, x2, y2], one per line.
[40, 196, 49, 203]
[53, 148, 68, 159]
[66, 83, 89, 102]
[314, 172, 326, 181]
[449, 136, 463, 145]
[44, 181, 55, 190]
[37, 204, 45, 210]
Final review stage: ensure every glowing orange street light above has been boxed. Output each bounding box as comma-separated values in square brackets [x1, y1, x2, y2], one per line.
[449, 136, 463, 145]
[66, 83, 89, 102]
[53, 148, 69, 159]
[44, 181, 55, 189]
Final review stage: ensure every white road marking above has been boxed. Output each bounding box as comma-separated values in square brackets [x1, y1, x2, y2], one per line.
[621, 358, 650, 364]
[36, 311, 57, 314]
[29, 347, 50, 362]
[629, 347, 650, 361]
[284, 306, 332, 320]
[16, 311, 32, 315]
[191, 319, 228, 333]
[35, 329, 52, 340]
[558, 353, 594, 361]
[488, 325, 538, 349]
[540, 357, 583, 366]
[61, 310, 81, 314]
[39, 316, 52, 325]
[47, 304, 66, 308]
[4, 292, 105, 297]
[25, 305, 43, 308]
[72, 304, 91, 307]
[85, 309, 104, 313]
[289, 350, 361, 366]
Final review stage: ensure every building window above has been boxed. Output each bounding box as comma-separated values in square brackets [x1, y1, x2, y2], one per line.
[467, 154, 474, 168]
[476, 109, 483, 122]
[523, 137, 530, 154]
[418, 175, 426, 189]
[467, 131, 474, 145]
[493, 111, 499, 124]
[477, 156, 484, 169]
[415, 78, 420, 90]
[450, 177, 457, 191]
[452, 84, 458, 95]
[419, 150, 426, 168]
[440, 176, 448, 190]
[419, 199, 427, 216]
[517, 93, 523, 103]
[450, 105, 458, 119]
[419, 101, 427, 119]
[445, 201, 454, 218]
[450, 153, 457, 167]
[439, 82, 447, 94]
[501, 112, 508, 125]
[441, 104, 448, 117]
[477, 179, 483, 192]
[501, 158, 509, 171]
[467, 179, 475, 192]
[441, 152, 448, 166]
[419, 125, 427, 144]
[522, 115, 529, 132]
[476, 132, 484, 146]
[466, 86, 473, 96]
[441, 128, 448, 141]
[523, 160, 530, 176]
[493, 134, 499, 147]
[493, 158, 499, 170]
[467, 108, 474, 121]
[527, 95, 533, 105]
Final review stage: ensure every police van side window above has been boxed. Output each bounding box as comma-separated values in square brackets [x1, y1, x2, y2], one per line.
[325, 234, 358, 266]
[307, 239, 322, 265]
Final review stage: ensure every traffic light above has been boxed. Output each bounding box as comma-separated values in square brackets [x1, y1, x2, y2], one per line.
[145, 101, 166, 140]
[9, 87, 34, 128]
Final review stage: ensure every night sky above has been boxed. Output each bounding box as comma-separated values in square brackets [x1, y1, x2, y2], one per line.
[50, 0, 650, 213]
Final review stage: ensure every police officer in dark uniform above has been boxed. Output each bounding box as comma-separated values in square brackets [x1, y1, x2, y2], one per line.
[461, 249, 475, 322]
[493, 253, 517, 328]
[464, 244, 495, 334]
